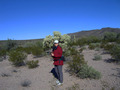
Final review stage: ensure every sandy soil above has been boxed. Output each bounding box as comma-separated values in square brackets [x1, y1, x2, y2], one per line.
[0, 48, 120, 90]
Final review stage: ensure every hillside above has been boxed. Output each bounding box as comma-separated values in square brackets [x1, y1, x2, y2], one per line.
[0, 27, 120, 45]
[68, 27, 120, 38]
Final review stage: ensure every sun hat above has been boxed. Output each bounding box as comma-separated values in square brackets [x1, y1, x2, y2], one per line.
[54, 40, 59, 44]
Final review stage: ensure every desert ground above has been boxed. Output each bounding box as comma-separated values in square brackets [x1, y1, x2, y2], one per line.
[0, 46, 120, 90]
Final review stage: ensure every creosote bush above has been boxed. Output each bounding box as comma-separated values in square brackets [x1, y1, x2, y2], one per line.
[26, 60, 39, 68]
[88, 43, 100, 50]
[77, 64, 101, 79]
[8, 50, 27, 66]
[103, 43, 115, 51]
[103, 32, 117, 42]
[110, 44, 120, 62]
[67, 48, 101, 79]
[31, 46, 44, 57]
[93, 54, 102, 61]
[21, 79, 31, 87]
[68, 54, 87, 74]
[5, 39, 18, 51]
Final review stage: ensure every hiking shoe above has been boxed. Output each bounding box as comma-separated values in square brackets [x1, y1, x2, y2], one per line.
[56, 80, 60, 84]
[57, 82, 63, 86]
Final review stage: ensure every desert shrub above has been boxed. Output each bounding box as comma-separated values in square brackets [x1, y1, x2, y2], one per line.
[63, 50, 71, 57]
[23, 42, 34, 48]
[79, 48, 84, 53]
[87, 36, 102, 44]
[76, 37, 88, 46]
[103, 32, 117, 42]
[93, 54, 102, 61]
[5, 39, 17, 51]
[43, 31, 71, 49]
[100, 42, 107, 48]
[116, 33, 120, 43]
[21, 79, 31, 87]
[67, 54, 87, 74]
[103, 43, 115, 51]
[0, 49, 7, 57]
[77, 64, 101, 79]
[24, 47, 32, 54]
[69, 48, 78, 55]
[8, 50, 27, 66]
[89, 43, 100, 50]
[27, 60, 39, 68]
[88, 43, 96, 50]
[66, 83, 80, 90]
[31, 46, 44, 57]
[95, 47, 100, 51]
[15, 47, 25, 52]
[110, 44, 120, 62]
[63, 47, 79, 56]
[35, 41, 43, 47]
[67, 53, 101, 79]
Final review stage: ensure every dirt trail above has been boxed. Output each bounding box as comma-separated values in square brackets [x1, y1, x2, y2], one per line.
[0, 49, 120, 90]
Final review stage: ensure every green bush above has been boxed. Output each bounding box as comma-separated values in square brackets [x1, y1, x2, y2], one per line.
[103, 32, 117, 42]
[79, 48, 84, 53]
[110, 44, 120, 62]
[63, 50, 71, 57]
[67, 54, 87, 74]
[77, 64, 101, 79]
[66, 83, 80, 90]
[26, 60, 39, 68]
[88, 43, 96, 50]
[95, 47, 100, 51]
[31, 46, 44, 57]
[87, 36, 102, 44]
[100, 42, 107, 48]
[5, 39, 17, 51]
[69, 48, 78, 55]
[0, 49, 7, 57]
[67, 54, 101, 79]
[89, 43, 100, 50]
[21, 79, 31, 87]
[103, 43, 115, 51]
[93, 54, 102, 61]
[8, 50, 27, 66]
[24, 47, 32, 54]
[116, 33, 120, 43]
[76, 37, 88, 46]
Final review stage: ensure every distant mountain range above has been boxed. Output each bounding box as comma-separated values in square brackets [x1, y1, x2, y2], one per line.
[68, 27, 120, 39]
[0, 27, 120, 45]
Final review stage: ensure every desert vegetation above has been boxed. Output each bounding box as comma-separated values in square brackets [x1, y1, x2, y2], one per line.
[0, 31, 120, 90]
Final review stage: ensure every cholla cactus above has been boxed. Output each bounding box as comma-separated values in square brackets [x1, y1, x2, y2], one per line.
[43, 35, 53, 48]
[43, 31, 71, 49]
[53, 31, 62, 41]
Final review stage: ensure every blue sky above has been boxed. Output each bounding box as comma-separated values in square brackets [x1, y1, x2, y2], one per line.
[0, 0, 120, 40]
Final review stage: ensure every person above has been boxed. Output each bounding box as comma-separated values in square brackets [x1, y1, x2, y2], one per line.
[51, 40, 63, 86]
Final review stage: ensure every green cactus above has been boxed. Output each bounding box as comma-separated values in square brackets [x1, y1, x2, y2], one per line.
[43, 31, 71, 49]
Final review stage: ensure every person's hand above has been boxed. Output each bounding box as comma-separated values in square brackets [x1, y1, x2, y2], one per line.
[51, 53, 54, 56]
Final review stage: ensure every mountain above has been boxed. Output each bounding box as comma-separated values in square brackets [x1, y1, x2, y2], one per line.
[68, 27, 120, 38]
[0, 27, 120, 45]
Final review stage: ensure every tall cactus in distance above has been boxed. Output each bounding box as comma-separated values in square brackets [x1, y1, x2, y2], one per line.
[43, 31, 71, 49]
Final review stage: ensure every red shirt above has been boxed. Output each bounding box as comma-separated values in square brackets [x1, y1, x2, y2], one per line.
[52, 45, 63, 65]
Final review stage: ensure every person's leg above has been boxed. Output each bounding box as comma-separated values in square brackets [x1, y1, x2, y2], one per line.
[58, 65, 63, 83]
[54, 65, 59, 79]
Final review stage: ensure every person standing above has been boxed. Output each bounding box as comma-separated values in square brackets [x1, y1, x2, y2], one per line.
[51, 40, 63, 86]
